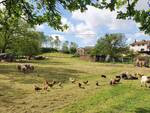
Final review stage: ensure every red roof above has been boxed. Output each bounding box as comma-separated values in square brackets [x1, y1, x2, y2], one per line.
[131, 40, 150, 46]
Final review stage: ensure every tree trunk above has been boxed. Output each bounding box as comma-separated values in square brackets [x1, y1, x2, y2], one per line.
[2, 43, 7, 53]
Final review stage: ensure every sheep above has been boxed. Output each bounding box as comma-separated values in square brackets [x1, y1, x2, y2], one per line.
[17, 64, 34, 73]
[17, 65, 27, 74]
[17, 64, 27, 73]
[141, 76, 150, 88]
[101, 75, 106, 78]
[24, 64, 34, 72]
[83, 80, 88, 85]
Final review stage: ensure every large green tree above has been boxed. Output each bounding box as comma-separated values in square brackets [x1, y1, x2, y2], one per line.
[92, 33, 127, 61]
[11, 32, 42, 59]
[54, 36, 61, 50]
[69, 42, 78, 54]
[0, 0, 149, 34]
[62, 41, 69, 53]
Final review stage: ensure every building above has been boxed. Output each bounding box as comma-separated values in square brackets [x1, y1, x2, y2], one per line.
[130, 40, 150, 54]
[76, 46, 93, 56]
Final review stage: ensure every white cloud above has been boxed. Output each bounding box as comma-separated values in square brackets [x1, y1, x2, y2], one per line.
[72, 5, 138, 34]
[35, 24, 46, 31]
[0, 0, 5, 9]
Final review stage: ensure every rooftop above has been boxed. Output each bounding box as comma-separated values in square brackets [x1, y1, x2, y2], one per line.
[130, 40, 150, 46]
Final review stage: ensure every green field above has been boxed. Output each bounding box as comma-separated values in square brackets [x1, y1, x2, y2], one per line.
[0, 53, 150, 113]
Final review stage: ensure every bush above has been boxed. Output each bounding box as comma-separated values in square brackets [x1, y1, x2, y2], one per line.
[41, 48, 58, 53]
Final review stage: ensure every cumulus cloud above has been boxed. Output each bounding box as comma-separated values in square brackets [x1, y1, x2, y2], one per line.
[35, 24, 46, 31]
[72, 5, 138, 33]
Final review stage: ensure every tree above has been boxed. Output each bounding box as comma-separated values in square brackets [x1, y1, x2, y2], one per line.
[54, 36, 61, 50]
[48, 36, 54, 48]
[69, 42, 78, 54]
[62, 41, 69, 53]
[11, 31, 43, 59]
[0, 0, 149, 34]
[92, 33, 127, 61]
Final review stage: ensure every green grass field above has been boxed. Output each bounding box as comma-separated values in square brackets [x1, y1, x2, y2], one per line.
[0, 53, 150, 113]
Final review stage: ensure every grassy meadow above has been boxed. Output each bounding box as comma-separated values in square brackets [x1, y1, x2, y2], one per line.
[0, 53, 150, 113]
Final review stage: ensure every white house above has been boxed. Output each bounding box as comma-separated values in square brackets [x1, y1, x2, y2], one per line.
[130, 40, 150, 53]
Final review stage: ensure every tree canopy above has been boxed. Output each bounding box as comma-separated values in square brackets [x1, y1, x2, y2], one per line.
[0, 0, 149, 34]
[92, 33, 127, 59]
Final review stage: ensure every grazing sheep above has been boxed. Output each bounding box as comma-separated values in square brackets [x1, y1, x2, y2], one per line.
[34, 85, 42, 91]
[69, 77, 76, 83]
[141, 76, 150, 88]
[17, 64, 34, 73]
[101, 75, 106, 78]
[83, 80, 88, 85]
[24, 64, 34, 72]
[21, 65, 28, 74]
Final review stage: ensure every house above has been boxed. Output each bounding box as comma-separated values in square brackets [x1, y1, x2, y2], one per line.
[130, 40, 150, 54]
[76, 46, 95, 61]
[76, 46, 93, 56]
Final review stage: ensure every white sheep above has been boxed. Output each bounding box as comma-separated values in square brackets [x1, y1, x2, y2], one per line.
[141, 76, 150, 88]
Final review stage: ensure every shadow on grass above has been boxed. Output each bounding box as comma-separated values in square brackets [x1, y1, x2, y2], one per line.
[135, 108, 150, 113]
[0, 64, 86, 84]
[0, 83, 27, 105]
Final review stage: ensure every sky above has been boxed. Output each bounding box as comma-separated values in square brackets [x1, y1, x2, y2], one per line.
[35, 0, 150, 47]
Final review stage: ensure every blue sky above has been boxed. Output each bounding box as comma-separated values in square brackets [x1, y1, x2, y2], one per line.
[36, 0, 150, 47]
